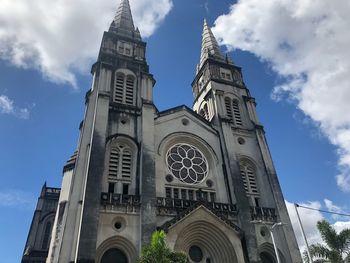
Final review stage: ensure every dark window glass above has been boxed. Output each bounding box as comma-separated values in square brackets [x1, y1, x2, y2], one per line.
[202, 191, 208, 201]
[173, 188, 179, 199]
[210, 192, 216, 202]
[181, 189, 187, 200]
[108, 182, 115, 193]
[188, 190, 194, 200]
[255, 198, 260, 207]
[196, 190, 201, 200]
[165, 187, 171, 198]
[122, 184, 129, 195]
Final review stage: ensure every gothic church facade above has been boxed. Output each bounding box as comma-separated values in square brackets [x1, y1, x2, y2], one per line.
[23, 1, 302, 262]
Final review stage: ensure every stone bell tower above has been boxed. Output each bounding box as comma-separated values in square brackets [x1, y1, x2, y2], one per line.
[191, 19, 302, 263]
[47, 0, 156, 262]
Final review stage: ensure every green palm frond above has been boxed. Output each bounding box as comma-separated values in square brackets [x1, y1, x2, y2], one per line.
[138, 230, 187, 263]
[304, 220, 350, 263]
[317, 220, 340, 251]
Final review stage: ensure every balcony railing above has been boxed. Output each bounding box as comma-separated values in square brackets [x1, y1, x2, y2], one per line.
[156, 197, 238, 216]
[250, 206, 277, 222]
[101, 193, 140, 207]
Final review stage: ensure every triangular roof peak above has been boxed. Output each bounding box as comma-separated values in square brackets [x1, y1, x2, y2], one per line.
[198, 19, 226, 70]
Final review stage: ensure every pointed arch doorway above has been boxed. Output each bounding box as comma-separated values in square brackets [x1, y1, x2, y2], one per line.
[100, 248, 128, 263]
[260, 251, 276, 263]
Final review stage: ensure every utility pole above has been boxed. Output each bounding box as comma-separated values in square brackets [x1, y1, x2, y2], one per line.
[294, 203, 312, 263]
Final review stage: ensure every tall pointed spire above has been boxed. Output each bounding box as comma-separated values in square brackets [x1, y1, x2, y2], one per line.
[199, 19, 225, 69]
[113, 0, 135, 31]
[109, 0, 141, 40]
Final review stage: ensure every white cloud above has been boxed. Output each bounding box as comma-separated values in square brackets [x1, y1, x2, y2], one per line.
[0, 189, 36, 209]
[212, 0, 350, 192]
[0, 94, 14, 113]
[0, 95, 31, 119]
[333, 220, 350, 233]
[324, 198, 344, 220]
[286, 199, 350, 255]
[0, 0, 173, 87]
[286, 200, 323, 251]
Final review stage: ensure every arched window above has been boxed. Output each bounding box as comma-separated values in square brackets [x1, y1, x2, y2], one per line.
[121, 149, 132, 178]
[239, 159, 258, 195]
[114, 73, 125, 103]
[224, 97, 242, 126]
[125, 76, 134, 105]
[41, 221, 52, 249]
[232, 100, 242, 126]
[108, 147, 120, 177]
[113, 73, 135, 105]
[108, 144, 133, 179]
[225, 97, 233, 121]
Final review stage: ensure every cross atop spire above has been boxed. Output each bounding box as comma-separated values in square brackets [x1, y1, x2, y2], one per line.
[198, 19, 225, 70]
[113, 0, 135, 31]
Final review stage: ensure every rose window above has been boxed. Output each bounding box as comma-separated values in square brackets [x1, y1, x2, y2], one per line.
[166, 143, 208, 184]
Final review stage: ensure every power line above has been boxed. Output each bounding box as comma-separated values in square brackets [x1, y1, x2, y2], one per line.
[295, 203, 350, 217]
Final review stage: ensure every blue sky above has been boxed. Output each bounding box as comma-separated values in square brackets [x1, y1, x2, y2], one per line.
[0, 0, 349, 262]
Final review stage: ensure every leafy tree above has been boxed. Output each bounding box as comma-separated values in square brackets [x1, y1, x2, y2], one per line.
[138, 230, 188, 263]
[304, 220, 350, 263]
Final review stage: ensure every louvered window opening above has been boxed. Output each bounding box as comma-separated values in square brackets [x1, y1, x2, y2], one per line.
[125, 77, 134, 105]
[113, 73, 135, 105]
[108, 145, 132, 179]
[240, 161, 259, 195]
[108, 147, 120, 177]
[225, 98, 233, 122]
[199, 104, 209, 120]
[114, 74, 124, 103]
[121, 150, 132, 178]
[225, 98, 242, 126]
[232, 100, 242, 126]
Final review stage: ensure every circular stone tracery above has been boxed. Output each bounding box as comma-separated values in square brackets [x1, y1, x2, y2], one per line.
[166, 143, 208, 184]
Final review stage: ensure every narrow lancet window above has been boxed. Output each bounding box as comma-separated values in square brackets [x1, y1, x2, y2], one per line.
[225, 97, 242, 126]
[113, 73, 135, 105]
[232, 100, 242, 126]
[108, 145, 133, 179]
[239, 159, 259, 195]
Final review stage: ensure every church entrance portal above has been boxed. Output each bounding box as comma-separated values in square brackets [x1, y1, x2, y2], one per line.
[260, 252, 277, 263]
[101, 248, 128, 263]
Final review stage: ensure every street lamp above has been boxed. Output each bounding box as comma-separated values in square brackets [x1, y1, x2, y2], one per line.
[251, 220, 285, 263]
